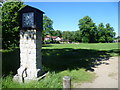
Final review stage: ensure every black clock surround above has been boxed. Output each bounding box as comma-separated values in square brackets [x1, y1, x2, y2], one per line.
[19, 5, 44, 30]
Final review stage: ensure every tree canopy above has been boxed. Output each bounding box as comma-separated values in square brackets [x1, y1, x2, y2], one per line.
[78, 16, 98, 43]
[51, 30, 62, 37]
[2, 1, 25, 49]
[43, 15, 54, 37]
[78, 16, 115, 43]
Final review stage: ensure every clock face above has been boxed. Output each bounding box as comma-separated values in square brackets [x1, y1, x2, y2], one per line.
[22, 12, 34, 27]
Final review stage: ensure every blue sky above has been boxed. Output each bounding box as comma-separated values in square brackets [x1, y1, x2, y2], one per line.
[24, 2, 118, 37]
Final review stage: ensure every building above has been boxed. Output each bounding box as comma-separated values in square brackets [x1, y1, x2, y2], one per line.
[44, 35, 63, 42]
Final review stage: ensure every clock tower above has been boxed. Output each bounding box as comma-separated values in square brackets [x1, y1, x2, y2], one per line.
[13, 5, 44, 83]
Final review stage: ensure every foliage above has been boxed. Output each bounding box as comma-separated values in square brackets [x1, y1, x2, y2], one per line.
[105, 23, 116, 42]
[62, 31, 74, 42]
[2, 1, 25, 49]
[97, 23, 115, 43]
[52, 30, 62, 37]
[74, 30, 82, 42]
[78, 16, 98, 43]
[78, 16, 116, 43]
[97, 23, 106, 43]
[62, 31, 71, 41]
[62, 30, 82, 42]
[43, 15, 54, 38]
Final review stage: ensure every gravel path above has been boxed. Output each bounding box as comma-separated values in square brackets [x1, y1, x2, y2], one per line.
[74, 57, 118, 88]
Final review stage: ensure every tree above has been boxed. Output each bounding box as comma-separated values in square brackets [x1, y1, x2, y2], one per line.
[2, 1, 25, 49]
[105, 23, 115, 42]
[74, 30, 82, 42]
[53, 30, 62, 37]
[97, 23, 106, 43]
[69, 31, 75, 42]
[62, 31, 71, 42]
[43, 15, 54, 38]
[97, 23, 115, 43]
[78, 16, 97, 43]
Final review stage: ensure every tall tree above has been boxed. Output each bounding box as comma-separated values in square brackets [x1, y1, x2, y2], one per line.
[78, 16, 97, 43]
[105, 23, 115, 42]
[97, 23, 106, 43]
[97, 23, 115, 43]
[74, 30, 82, 42]
[2, 1, 25, 49]
[53, 30, 62, 37]
[43, 15, 54, 38]
[69, 31, 75, 42]
[62, 31, 71, 41]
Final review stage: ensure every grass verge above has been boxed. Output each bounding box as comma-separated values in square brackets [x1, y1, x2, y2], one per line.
[2, 69, 95, 88]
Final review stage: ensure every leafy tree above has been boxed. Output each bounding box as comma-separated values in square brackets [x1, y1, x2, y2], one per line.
[74, 30, 82, 42]
[62, 30, 82, 43]
[53, 30, 62, 37]
[105, 23, 115, 42]
[43, 15, 54, 38]
[97, 23, 115, 43]
[97, 23, 106, 43]
[69, 31, 75, 42]
[62, 31, 71, 42]
[2, 1, 25, 49]
[78, 16, 97, 43]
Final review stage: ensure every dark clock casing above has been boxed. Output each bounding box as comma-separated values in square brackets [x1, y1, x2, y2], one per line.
[19, 5, 44, 30]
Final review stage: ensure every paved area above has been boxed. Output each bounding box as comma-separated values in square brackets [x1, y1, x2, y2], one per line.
[74, 57, 118, 88]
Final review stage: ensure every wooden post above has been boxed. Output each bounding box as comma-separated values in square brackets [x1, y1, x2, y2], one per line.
[63, 76, 71, 89]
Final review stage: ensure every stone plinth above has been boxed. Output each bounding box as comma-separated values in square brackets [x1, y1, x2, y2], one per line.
[14, 29, 43, 83]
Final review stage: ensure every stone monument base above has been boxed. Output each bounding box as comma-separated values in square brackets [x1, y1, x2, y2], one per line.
[13, 72, 48, 83]
[13, 66, 48, 83]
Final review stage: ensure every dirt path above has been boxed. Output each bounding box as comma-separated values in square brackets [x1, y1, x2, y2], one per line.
[74, 57, 118, 88]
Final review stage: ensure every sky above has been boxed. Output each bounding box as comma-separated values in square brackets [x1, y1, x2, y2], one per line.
[24, 2, 118, 37]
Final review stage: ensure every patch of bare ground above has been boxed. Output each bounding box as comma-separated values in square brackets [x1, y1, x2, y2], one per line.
[73, 57, 118, 88]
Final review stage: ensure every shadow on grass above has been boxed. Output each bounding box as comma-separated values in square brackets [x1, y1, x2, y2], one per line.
[107, 49, 120, 56]
[42, 48, 111, 72]
[2, 48, 20, 76]
[2, 47, 119, 76]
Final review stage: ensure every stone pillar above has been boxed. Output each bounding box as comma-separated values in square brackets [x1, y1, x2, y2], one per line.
[14, 29, 43, 83]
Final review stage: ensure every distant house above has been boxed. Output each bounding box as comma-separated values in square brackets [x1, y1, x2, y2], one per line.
[44, 35, 51, 41]
[44, 35, 63, 42]
[55, 37, 62, 41]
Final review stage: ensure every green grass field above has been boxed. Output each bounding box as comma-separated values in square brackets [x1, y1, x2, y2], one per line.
[43, 43, 119, 50]
[1, 43, 119, 88]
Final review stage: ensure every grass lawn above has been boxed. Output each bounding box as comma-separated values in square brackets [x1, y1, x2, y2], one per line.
[1, 43, 119, 88]
[43, 43, 119, 51]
